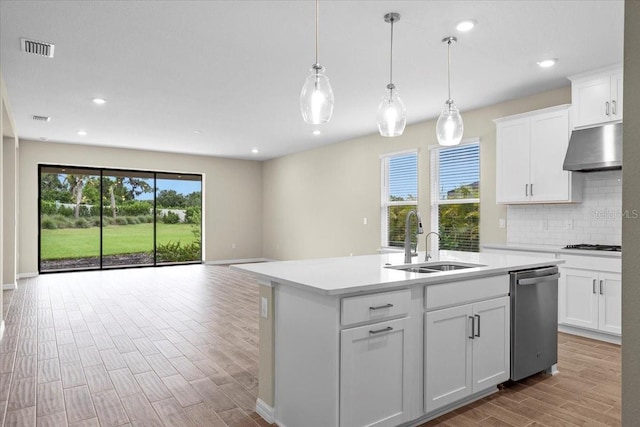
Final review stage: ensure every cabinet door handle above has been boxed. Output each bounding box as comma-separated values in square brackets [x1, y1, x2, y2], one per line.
[612, 100, 617, 115]
[475, 314, 481, 337]
[606, 101, 610, 116]
[369, 326, 393, 335]
[600, 280, 604, 295]
[530, 184, 534, 196]
[369, 303, 394, 310]
[469, 316, 475, 339]
[525, 184, 529, 197]
[593, 279, 596, 294]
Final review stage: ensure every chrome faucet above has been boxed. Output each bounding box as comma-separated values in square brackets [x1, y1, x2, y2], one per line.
[424, 232, 441, 261]
[404, 210, 424, 264]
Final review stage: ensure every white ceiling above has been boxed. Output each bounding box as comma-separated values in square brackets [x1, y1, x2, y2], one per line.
[0, 0, 624, 160]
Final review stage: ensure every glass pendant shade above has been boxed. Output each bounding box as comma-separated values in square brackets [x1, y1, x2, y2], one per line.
[377, 85, 406, 137]
[436, 103, 464, 146]
[300, 64, 334, 124]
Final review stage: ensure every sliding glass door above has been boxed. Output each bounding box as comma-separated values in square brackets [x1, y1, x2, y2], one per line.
[39, 165, 203, 273]
[101, 170, 155, 268]
[155, 173, 202, 265]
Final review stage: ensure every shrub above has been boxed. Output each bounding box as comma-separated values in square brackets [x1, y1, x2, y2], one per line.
[41, 201, 57, 215]
[53, 215, 72, 228]
[115, 217, 128, 225]
[156, 240, 201, 263]
[91, 217, 101, 227]
[78, 205, 92, 218]
[162, 211, 180, 224]
[74, 218, 90, 228]
[141, 215, 153, 223]
[102, 216, 116, 226]
[126, 216, 140, 225]
[58, 206, 74, 217]
[185, 207, 201, 224]
[118, 202, 152, 216]
[41, 216, 57, 229]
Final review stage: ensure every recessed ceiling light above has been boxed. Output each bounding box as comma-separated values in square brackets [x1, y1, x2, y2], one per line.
[537, 58, 558, 68]
[193, 130, 202, 134]
[251, 148, 259, 154]
[77, 130, 87, 136]
[92, 98, 106, 105]
[313, 130, 321, 135]
[456, 19, 476, 32]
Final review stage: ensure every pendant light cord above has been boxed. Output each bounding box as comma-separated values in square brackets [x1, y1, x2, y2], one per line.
[447, 38, 452, 104]
[315, 0, 319, 65]
[389, 17, 394, 87]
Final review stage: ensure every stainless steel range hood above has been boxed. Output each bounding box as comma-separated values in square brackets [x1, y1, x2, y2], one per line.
[563, 123, 622, 171]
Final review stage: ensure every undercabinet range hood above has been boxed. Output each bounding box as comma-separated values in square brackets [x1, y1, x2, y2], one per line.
[563, 122, 622, 172]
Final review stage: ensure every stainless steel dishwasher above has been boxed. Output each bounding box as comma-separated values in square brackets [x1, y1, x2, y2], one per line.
[509, 266, 560, 381]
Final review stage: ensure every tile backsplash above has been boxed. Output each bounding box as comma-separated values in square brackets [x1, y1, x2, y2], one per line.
[507, 170, 622, 246]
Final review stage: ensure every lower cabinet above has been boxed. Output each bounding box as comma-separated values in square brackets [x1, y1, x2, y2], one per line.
[560, 268, 621, 335]
[424, 297, 510, 413]
[340, 317, 411, 427]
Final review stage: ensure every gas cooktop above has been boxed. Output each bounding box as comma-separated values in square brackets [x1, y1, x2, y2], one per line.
[562, 244, 621, 252]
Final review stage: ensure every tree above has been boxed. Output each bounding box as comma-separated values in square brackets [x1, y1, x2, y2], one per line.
[156, 189, 186, 208]
[103, 176, 153, 218]
[185, 191, 201, 207]
[64, 175, 87, 219]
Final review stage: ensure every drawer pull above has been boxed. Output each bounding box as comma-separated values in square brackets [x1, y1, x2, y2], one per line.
[469, 316, 475, 339]
[593, 279, 596, 294]
[369, 326, 393, 335]
[600, 280, 604, 295]
[369, 303, 394, 310]
[475, 314, 481, 337]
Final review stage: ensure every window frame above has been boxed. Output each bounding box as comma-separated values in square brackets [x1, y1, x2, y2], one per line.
[380, 149, 418, 249]
[429, 138, 480, 252]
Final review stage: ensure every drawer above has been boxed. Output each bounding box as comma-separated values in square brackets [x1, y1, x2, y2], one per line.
[425, 275, 509, 311]
[559, 254, 621, 272]
[341, 288, 410, 327]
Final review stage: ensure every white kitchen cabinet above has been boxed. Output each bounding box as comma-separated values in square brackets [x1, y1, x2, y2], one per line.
[495, 105, 581, 204]
[569, 66, 623, 128]
[340, 317, 410, 427]
[425, 296, 509, 413]
[559, 256, 621, 336]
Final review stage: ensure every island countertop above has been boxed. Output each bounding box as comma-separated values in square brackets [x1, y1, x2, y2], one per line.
[231, 250, 563, 295]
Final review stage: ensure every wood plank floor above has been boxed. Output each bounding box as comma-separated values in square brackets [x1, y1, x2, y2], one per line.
[1, 265, 621, 427]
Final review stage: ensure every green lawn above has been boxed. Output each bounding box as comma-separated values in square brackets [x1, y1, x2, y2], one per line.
[41, 223, 198, 260]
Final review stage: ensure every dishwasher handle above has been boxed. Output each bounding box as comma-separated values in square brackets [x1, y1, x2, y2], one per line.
[517, 273, 560, 286]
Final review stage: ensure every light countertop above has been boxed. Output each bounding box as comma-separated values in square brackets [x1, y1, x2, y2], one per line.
[231, 250, 562, 296]
[482, 243, 622, 258]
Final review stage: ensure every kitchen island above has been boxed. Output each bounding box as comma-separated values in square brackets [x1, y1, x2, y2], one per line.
[232, 250, 563, 427]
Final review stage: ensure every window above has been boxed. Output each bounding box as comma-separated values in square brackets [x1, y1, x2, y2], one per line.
[381, 150, 418, 248]
[39, 165, 202, 272]
[430, 140, 480, 252]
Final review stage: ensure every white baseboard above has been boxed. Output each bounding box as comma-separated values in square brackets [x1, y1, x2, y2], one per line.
[3, 282, 17, 290]
[255, 398, 275, 424]
[0, 321, 5, 343]
[205, 258, 272, 265]
[18, 272, 38, 279]
[558, 324, 621, 345]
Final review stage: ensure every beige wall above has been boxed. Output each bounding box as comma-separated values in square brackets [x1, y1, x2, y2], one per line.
[3, 137, 18, 287]
[622, 1, 640, 424]
[262, 86, 570, 261]
[18, 140, 263, 274]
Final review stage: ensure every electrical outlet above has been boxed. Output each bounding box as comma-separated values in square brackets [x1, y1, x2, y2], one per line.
[363, 217, 368, 225]
[261, 297, 268, 319]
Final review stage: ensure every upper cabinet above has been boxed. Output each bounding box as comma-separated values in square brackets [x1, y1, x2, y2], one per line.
[495, 105, 582, 204]
[569, 66, 623, 129]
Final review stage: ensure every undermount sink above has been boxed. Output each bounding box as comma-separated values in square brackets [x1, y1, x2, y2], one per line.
[386, 261, 486, 274]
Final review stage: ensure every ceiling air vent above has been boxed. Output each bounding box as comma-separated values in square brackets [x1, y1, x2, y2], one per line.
[32, 115, 51, 122]
[21, 38, 55, 58]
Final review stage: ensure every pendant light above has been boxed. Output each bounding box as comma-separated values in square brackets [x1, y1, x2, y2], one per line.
[436, 36, 464, 146]
[377, 13, 406, 137]
[300, 0, 334, 124]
